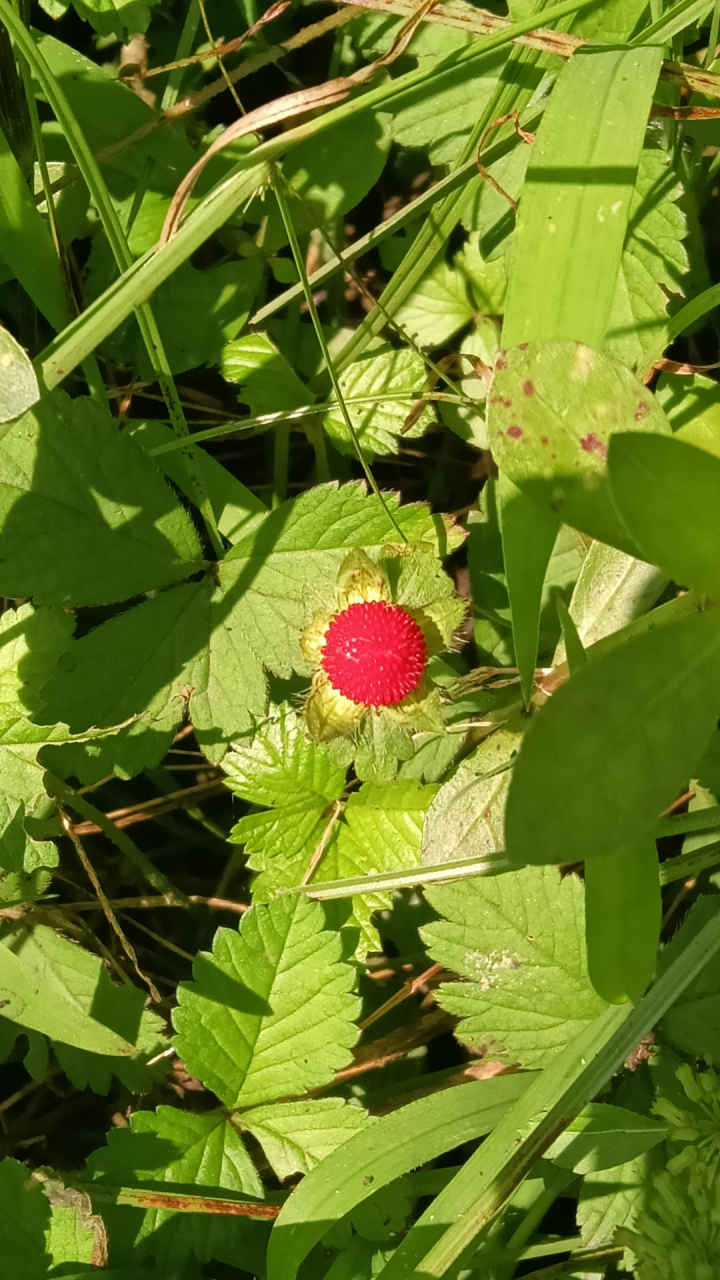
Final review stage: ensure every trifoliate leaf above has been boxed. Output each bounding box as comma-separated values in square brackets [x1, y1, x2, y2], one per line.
[422, 866, 607, 1068]
[323, 347, 434, 459]
[222, 333, 311, 419]
[86, 1107, 268, 1272]
[243, 1097, 368, 1179]
[219, 482, 464, 680]
[321, 779, 437, 955]
[421, 724, 523, 866]
[0, 391, 202, 606]
[173, 895, 359, 1108]
[225, 703, 346, 898]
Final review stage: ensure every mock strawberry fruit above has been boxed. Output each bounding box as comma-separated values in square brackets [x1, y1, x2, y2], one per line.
[321, 601, 427, 707]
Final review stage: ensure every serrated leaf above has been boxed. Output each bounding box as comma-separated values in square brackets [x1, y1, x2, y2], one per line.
[0, 391, 202, 606]
[173, 895, 359, 1108]
[488, 340, 670, 553]
[41, 580, 267, 771]
[222, 333, 311, 419]
[243, 1097, 368, 1179]
[323, 347, 434, 459]
[577, 1155, 650, 1249]
[87, 1107, 266, 1272]
[41, 1177, 107, 1270]
[422, 866, 607, 1068]
[220, 482, 464, 679]
[390, 53, 504, 165]
[605, 148, 688, 373]
[322, 779, 437, 954]
[225, 703, 346, 897]
[394, 260, 474, 348]
[0, 602, 75, 721]
[421, 724, 522, 867]
[0, 326, 40, 426]
[0, 924, 143, 1055]
[0, 799, 57, 905]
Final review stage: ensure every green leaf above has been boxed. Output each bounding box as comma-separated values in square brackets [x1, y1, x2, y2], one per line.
[423, 867, 606, 1068]
[266, 1074, 531, 1280]
[323, 347, 434, 459]
[0, 1157, 50, 1279]
[321, 779, 438, 954]
[173, 895, 359, 1108]
[282, 111, 392, 224]
[577, 1155, 651, 1249]
[87, 1107, 267, 1272]
[41, 579, 267, 770]
[221, 333, 311, 419]
[455, 233, 507, 314]
[489, 340, 671, 553]
[225, 703, 346, 897]
[658, 895, 720, 1060]
[505, 607, 720, 866]
[0, 799, 57, 905]
[608, 432, 720, 600]
[243, 1098, 368, 1179]
[116, 261, 263, 378]
[605, 148, 688, 373]
[41, 1176, 107, 1271]
[0, 326, 40, 426]
[0, 125, 68, 332]
[220, 482, 464, 679]
[0, 391, 202, 606]
[499, 474, 559, 704]
[584, 838, 661, 1005]
[656, 371, 720, 458]
[421, 723, 522, 866]
[0, 924, 143, 1055]
[390, 52, 504, 165]
[547, 1103, 666, 1175]
[394, 260, 474, 348]
[129, 420, 267, 545]
[553, 540, 666, 664]
[502, 46, 664, 349]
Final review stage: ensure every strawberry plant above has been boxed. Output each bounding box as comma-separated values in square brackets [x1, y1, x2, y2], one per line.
[4, 0, 720, 1276]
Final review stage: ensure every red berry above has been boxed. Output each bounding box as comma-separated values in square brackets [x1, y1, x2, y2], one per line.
[321, 601, 427, 706]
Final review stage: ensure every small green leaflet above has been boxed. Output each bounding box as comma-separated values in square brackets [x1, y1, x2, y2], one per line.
[243, 1097, 368, 1180]
[323, 346, 434, 459]
[0, 391, 202, 606]
[222, 332, 312, 419]
[173, 895, 359, 1109]
[225, 703, 346, 898]
[421, 724, 522, 866]
[547, 1103, 666, 1175]
[577, 1155, 652, 1250]
[422, 866, 607, 1068]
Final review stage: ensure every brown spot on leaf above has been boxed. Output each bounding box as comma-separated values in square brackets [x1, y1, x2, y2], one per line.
[507, 426, 523, 439]
[523, 380, 534, 396]
[580, 433, 608, 460]
[518, 342, 529, 350]
[541, 436, 549, 445]
[635, 401, 650, 421]
[495, 353, 508, 371]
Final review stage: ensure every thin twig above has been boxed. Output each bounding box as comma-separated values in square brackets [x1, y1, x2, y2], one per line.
[301, 801, 344, 886]
[65, 893, 248, 914]
[59, 811, 163, 1005]
[359, 962, 444, 1032]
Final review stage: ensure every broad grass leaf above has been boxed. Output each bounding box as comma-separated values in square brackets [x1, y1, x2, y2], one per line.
[0, 327, 39, 426]
[323, 347, 434, 459]
[0, 925, 143, 1055]
[547, 1103, 666, 1174]
[0, 391, 202, 606]
[422, 867, 606, 1068]
[502, 45, 664, 350]
[608, 433, 720, 600]
[225, 703, 346, 897]
[86, 1108, 268, 1272]
[243, 1098, 368, 1179]
[421, 724, 522, 866]
[505, 607, 720, 866]
[498, 475, 559, 704]
[266, 1075, 530, 1280]
[173, 895, 359, 1108]
[489, 340, 670, 552]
